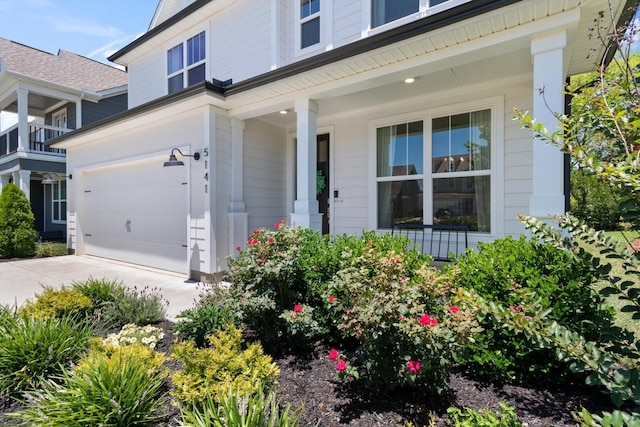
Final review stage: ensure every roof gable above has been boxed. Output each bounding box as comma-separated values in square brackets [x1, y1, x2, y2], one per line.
[0, 37, 127, 93]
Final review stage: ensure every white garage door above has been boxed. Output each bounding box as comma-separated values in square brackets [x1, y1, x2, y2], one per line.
[82, 158, 188, 273]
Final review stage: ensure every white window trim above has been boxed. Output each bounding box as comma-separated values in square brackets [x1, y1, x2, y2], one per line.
[368, 96, 504, 238]
[294, 0, 333, 57]
[166, 29, 208, 94]
[51, 179, 66, 224]
[361, 0, 471, 37]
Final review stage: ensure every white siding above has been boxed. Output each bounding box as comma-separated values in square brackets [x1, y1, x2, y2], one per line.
[127, 50, 167, 109]
[243, 118, 288, 232]
[332, 0, 361, 49]
[211, 2, 273, 83]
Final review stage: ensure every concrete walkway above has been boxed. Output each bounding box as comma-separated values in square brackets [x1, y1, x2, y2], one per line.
[0, 255, 204, 321]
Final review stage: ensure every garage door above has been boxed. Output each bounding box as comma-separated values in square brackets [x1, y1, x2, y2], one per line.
[82, 158, 188, 273]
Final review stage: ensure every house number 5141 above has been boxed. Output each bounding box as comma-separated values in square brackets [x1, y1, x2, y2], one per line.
[203, 148, 209, 193]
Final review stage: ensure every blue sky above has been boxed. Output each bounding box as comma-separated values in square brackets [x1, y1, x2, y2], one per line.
[0, 0, 158, 65]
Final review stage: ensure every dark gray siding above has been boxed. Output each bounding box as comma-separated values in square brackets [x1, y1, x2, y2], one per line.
[82, 93, 127, 126]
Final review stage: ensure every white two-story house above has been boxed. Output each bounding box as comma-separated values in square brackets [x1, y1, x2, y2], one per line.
[50, 0, 634, 280]
[0, 38, 127, 241]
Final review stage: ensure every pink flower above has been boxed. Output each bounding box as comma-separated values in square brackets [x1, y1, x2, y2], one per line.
[399, 316, 405, 321]
[329, 349, 339, 361]
[419, 314, 438, 327]
[293, 304, 303, 313]
[336, 360, 347, 372]
[258, 258, 265, 264]
[268, 237, 274, 243]
[408, 360, 421, 374]
[236, 246, 241, 251]
[328, 295, 335, 303]
[448, 306, 460, 314]
[253, 229, 260, 235]
[247, 238, 258, 245]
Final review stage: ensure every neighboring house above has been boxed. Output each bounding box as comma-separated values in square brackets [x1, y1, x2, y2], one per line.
[0, 38, 127, 240]
[49, 0, 634, 280]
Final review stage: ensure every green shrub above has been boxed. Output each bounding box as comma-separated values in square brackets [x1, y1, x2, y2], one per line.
[19, 286, 93, 319]
[35, 241, 68, 257]
[102, 285, 168, 327]
[0, 183, 36, 258]
[447, 403, 522, 427]
[178, 387, 302, 427]
[323, 249, 477, 393]
[448, 236, 613, 384]
[171, 324, 279, 407]
[12, 343, 167, 426]
[0, 316, 94, 398]
[174, 302, 236, 347]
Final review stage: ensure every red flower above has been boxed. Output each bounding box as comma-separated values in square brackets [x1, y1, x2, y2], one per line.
[336, 360, 347, 372]
[329, 349, 339, 361]
[293, 304, 303, 313]
[274, 223, 280, 229]
[268, 237, 274, 243]
[236, 246, 241, 251]
[408, 360, 421, 374]
[247, 238, 259, 245]
[328, 295, 335, 303]
[258, 258, 265, 263]
[253, 229, 260, 235]
[419, 314, 438, 327]
[448, 306, 460, 314]
[399, 316, 405, 321]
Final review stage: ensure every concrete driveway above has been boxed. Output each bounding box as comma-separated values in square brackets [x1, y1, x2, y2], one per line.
[0, 255, 204, 321]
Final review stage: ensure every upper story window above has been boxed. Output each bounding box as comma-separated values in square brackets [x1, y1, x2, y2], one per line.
[371, 0, 456, 29]
[167, 31, 206, 95]
[300, 0, 320, 49]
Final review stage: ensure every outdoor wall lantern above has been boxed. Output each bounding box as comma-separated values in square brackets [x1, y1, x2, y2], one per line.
[41, 173, 72, 185]
[163, 148, 201, 167]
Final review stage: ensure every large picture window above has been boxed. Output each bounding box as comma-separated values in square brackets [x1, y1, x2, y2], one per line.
[375, 105, 494, 233]
[432, 109, 491, 232]
[376, 121, 424, 228]
[52, 180, 66, 223]
[167, 32, 206, 94]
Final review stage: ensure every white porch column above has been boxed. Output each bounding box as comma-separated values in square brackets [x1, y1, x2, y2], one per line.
[76, 98, 83, 129]
[228, 118, 248, 254]
[291, 98, 322, 231]
[529, 31, 566, 218]
[17, 88, 28, 153]
[0, 174, 10, 193]
[17, 169, 30, 199]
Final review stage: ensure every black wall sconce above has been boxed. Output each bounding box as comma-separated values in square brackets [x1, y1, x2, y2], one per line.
[163, 148, 201, 167]
[41, 173, 72, 185]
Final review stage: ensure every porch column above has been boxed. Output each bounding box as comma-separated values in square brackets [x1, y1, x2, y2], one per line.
[0, 174, 10, 193]
[291, 98, 322, 231]
[17, 88, 28, 153]
[529, 31, 566, 218]
[228, 118, 248, 254]
[76, 98, 83, 129]
[16, 170, 30, 199]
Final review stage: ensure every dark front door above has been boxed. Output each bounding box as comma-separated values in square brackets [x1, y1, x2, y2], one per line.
[317, 134, 330, 235]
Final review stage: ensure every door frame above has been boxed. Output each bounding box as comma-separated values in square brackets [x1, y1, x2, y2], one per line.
[287, 125, 334, 235]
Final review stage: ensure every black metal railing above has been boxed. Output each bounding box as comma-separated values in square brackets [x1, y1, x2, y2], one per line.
[391, 223, 469, 262]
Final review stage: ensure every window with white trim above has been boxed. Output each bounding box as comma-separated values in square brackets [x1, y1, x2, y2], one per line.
[300, 0, 320, 49]
[371, 0, 464, 29]
[167, 31, 206, 95]
[52, 180, 66, 223]
[375, 106, 493, 232]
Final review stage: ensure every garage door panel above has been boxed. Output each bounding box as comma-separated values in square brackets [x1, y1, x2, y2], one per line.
[82, 159, 188, 273]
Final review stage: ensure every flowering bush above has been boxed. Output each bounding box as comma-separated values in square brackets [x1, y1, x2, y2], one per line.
[279, 303, 322, 340]
[103, 323, 164, 349]
[323, 247, 478, 392]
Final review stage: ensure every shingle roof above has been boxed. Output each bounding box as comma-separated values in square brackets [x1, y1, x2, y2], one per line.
[0, 37, 127, 93]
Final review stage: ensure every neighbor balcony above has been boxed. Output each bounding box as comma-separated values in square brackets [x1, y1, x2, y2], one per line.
[0, 122, 67, 158]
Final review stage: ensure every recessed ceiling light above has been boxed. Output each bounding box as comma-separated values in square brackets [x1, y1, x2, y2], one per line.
[404, 77, 416, 84]
[279, 110, 288, 115]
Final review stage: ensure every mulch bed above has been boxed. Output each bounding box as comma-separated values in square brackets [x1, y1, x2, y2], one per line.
[1, 319, 612, 426]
